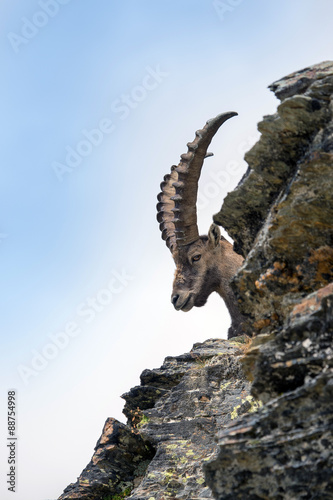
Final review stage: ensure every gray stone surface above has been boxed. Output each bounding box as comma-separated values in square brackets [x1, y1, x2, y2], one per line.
[129, 338, 252, 500]
[205, 285, 333, 499]
[206, 61, 333, 499]
[57, 61, 333, 500]
[57, 339, 252, 500]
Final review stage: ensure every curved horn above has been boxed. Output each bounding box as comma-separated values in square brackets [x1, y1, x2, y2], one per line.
[156, 111, 238, 252]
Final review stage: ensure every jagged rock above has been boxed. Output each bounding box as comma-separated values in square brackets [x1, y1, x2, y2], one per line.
[215, 60, 333, 260]
[57, 418, 155, 500]
[215, 61, 333, 336]
[121, 354, 190, 425]
[205, 284, 333, 499]
[205, 372, 333, 499]
[57, 339, 253, 500]
[129, 339, 252, 500]
[247, 282, 333, 402]
[205, 61, 333, 498]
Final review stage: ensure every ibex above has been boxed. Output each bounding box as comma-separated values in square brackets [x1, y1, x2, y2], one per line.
[156, 112, 245, 339]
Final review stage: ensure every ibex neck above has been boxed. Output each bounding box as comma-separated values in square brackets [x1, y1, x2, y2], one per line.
[215, 240, 243, 293]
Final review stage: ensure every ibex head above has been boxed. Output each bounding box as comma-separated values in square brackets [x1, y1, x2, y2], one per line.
[156, 112, 245, 338]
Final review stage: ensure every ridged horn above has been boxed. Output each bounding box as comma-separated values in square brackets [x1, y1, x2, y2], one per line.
[156, 112, 238, 253]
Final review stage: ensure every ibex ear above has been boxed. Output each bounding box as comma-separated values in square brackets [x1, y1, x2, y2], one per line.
[208, 224, 221, 248]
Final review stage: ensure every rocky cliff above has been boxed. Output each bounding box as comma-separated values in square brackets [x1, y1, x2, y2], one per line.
[206, 60, 333, 499]
[58, 338, 253, 499]
[58, 61, 333, 500]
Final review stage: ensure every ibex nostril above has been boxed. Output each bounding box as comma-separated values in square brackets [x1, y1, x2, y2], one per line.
[171, 294, 179, 306]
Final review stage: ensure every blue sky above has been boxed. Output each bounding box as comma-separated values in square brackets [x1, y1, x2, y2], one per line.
[1, 1, 333, 499]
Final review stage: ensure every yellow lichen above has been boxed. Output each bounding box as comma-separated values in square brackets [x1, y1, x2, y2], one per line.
[231, 404, 241, 420]
[220, 381, 232, 390]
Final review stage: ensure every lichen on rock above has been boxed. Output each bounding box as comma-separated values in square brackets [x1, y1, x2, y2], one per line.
[57, 61, 333, 500]
[205, 61, 333, 499]
[57, 339, 252, 500]
[129, 339, 251, 499]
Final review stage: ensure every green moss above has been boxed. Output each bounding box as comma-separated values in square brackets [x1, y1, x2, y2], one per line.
[103, 484, 133, 500]
[137, 414, 150, 428]
[248, 439, 261, 445]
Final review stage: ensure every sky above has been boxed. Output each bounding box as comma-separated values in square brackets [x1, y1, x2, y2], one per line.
[1, 1, 333, 499]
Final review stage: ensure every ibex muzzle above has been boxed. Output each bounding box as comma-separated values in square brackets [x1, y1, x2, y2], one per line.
[156, 113, 245, 339]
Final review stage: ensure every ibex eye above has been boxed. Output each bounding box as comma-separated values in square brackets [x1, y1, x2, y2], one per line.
[192, 255, 201, 263]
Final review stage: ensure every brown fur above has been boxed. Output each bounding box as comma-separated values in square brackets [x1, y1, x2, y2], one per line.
[171, 225, 245, 338]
